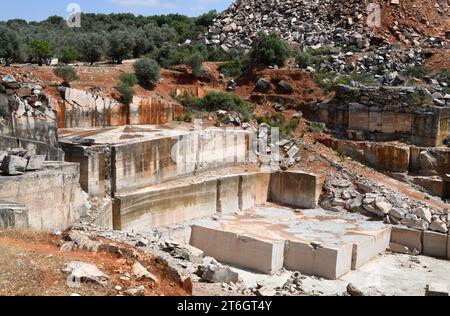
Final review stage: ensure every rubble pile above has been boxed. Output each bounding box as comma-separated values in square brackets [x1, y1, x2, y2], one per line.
[206, 0, 449, 51]
[58, 225, 193, 295]
[206, 0, 449, 76]
[320, 168, 449, 235]
[0, 148, 45, 175]
[0, 74, 51, 119]
[0, 75, 59, 148]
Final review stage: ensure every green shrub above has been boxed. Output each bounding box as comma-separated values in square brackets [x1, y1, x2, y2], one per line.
[116, 82, 135, 105]
[29, 39, 52, 66]
[403, 66, 429, 78]
[257, 113, 300, 137]
[438, 69, 450, 85]
[185, 52, 204, 77]
[176, 112, 193, 123]
[406, 92, 433, 106]
[119, 72, 138, 87]
[59, 46, 78, 64]
[178, 91, 253, 122]
[219, 55, 250, 77]
[250, 32, 291, 67]
[134, 58, 160, 88]
[53, 66, 79, 85]
[308, 122, 326, 133]
[314, 71, 375, 95]
[313, 72, 336, 95]
[296, 51, 313, 68]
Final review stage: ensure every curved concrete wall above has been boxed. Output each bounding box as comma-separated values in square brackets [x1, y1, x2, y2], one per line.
[113, 172, 271, 231]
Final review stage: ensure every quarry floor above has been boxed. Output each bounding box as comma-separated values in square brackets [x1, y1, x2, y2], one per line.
[230, 252, 450, 296]
[1, 223, 449, 296]
[190, 205, 450, 296]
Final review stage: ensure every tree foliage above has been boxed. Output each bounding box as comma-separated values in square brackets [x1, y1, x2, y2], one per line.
[78, 33, 105, 65]
[53, 65, 79, 86]
[0, 12, 227, 66]
[119, 73, 138, 87]
[250, 32, 291, 67]
[185, 52, 204, 77]
[134, 58, 160, 88]
[0, 26, 20, 65]
[29, 39, 53, 66]
[116, 82, 135, 105]
[108, 30, 135, 64]
[59, 46, 78, 64]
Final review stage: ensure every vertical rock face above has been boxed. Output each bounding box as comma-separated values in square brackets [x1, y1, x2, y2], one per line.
[0, 162, 90, 231]
[59, 88, 184, 128]
[0, 201, 29, 229]
[0, 76, 62, 160]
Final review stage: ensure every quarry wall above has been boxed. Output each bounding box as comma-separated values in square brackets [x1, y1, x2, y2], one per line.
[317, 136, 450, 198]
[0, 162, 89, 231]
[113, 171, 322, 232]
[1, 87, 63, 160]
[58, 88, 184, 128]
[314, 85, 449, 147]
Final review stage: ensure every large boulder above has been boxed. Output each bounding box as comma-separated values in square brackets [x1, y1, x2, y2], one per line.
[1, 155, 28, 175]
[63, 261, 109, 287]
[256, 78, 271, 92]
[277, 80, 294, 93]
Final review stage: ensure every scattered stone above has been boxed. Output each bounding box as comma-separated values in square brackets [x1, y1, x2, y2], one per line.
[429, 218, 448, 233]
[256, 78, 271, 92]
[404, 214, 429, 231]
[124, 285, 146, 296]
[63, 261, 108, 287]
[389, 242, 413, 255]
[375, 199, 393, 215]
[26, 155, 45, 171]
[413, 207, 432, 223]
[66, 231, 101, 252]
[167, 242, 204, 264]
[255, 287, 276, 296]
[196, 263, 240, 284]
[277, 80, 294, 93]
[131, 261, 158, 283]
[332, 198, 347, 207]
[346, 196, 362, 212]
[346, 283, 365, 296]
[389, 208, 407, 220]
[1, 155, 28, 175]
[60, 241, 75, 252]
[356, 182, 372, 193]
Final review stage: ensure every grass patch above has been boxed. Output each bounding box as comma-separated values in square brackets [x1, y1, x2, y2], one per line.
[176, 91, 254, 122]
[257, 113, 300, 137]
